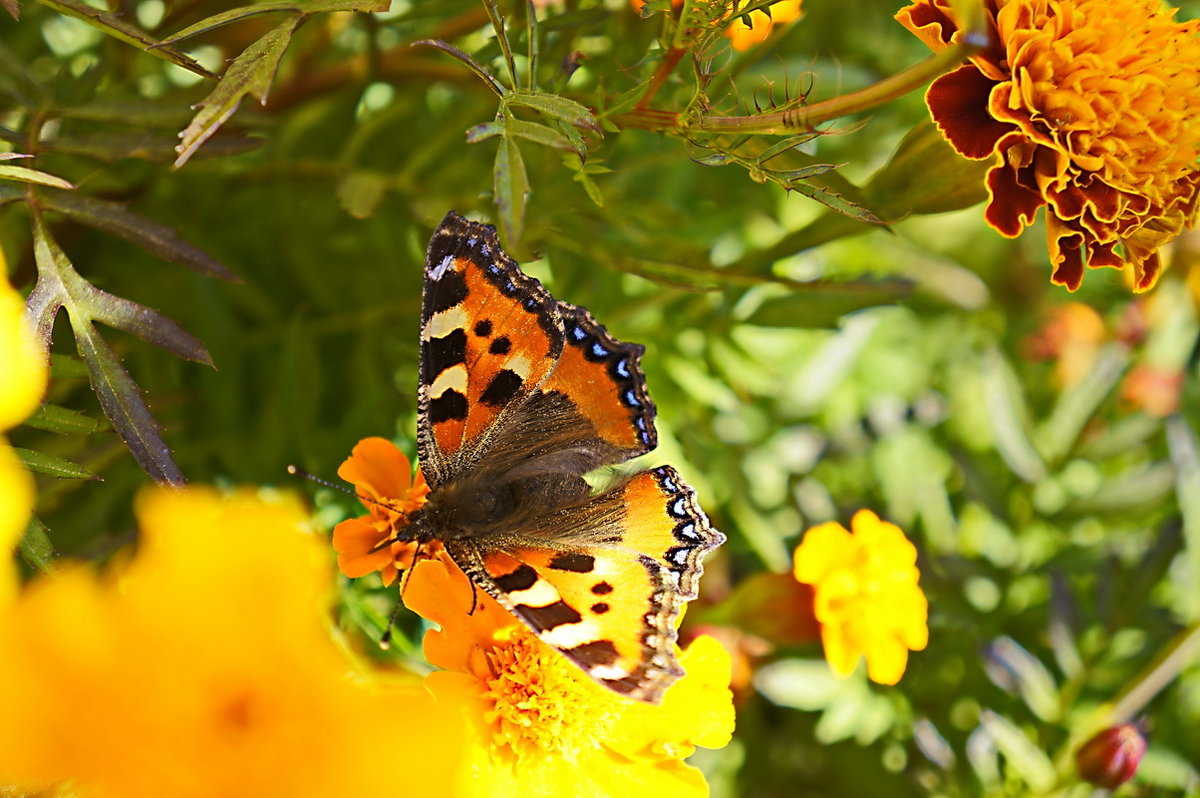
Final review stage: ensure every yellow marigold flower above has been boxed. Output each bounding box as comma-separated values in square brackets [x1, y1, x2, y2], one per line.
[0, 277, 47, 597]
[332, 436, 429, 585]
[792, 510, 928, 685]
[897, 0, 1200, 292]
[726, 0, 804, 51]
[0, 487, 461, 798]
[404, 556, 735, 798]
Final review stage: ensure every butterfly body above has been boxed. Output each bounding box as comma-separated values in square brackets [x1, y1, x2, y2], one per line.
[412, 211, 723, 703]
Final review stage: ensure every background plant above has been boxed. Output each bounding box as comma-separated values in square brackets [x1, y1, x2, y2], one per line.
[3, 0, 1199, 795]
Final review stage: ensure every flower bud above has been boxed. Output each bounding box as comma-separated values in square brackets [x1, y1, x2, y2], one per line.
[1075, 724, 1146, 789]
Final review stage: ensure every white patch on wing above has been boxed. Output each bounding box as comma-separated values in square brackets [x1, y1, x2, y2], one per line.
[429, 253, 457, 280]
[429, 364, 468, 398]
[506, 353, 533, 379]
[587, 664, 632, 680]
[507, 579, 560, 608]
[423, 306, 468, 340]
[541, 619, 602, 649]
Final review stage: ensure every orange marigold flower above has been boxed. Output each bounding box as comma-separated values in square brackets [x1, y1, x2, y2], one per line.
[792, 510, 928, 685]
[332, 437, 429, 585]
[0, 487, 461, 798]
[726, 0, 804, 51]
[404, 557, 736, 797]
[897, 0, 1200, 292]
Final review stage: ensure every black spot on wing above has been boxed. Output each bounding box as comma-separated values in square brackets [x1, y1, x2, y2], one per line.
[493, 564, 538, 592]
[473, 319, 492, 337]
[567, 639, 620, 667]
[422, 328, 466, 385]
[591, 581, 613, 595]
[489, 336, 511, 355]
[480, 369, 523, 407]
[519, 600, 582, 630]
[549, 552, 596, 573]
[590, 602, 610, 614]
[428, 390, 467, 423]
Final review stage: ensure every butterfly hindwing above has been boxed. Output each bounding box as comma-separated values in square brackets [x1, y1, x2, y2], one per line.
[442, 465, 722, 703]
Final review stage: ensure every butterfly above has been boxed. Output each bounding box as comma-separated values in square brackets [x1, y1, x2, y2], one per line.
[402, 211, 723, 703]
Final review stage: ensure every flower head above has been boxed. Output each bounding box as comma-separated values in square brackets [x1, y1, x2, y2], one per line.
[898, 0, 1200, 291]
[726, 0, 804, 51]
[1075, 723, 1147, 789]
[332, 436, 429, 584]
[792, 509, 928, 685]
[404, 556, 735, 798]
[0, 277, 47, 597]
[0, 487, 461, 798]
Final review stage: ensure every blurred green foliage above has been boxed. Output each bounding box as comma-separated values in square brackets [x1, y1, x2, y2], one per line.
[4, 0, 1200, 795]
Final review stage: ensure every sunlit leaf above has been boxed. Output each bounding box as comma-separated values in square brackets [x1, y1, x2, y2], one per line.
[507, 90, 599, 132]
[33, 0, 214, 78]
[0, 164, 73, 189]
[23, 403, 106, 435]
[13, 447, 100, 480]
[175, 17, 303, 167]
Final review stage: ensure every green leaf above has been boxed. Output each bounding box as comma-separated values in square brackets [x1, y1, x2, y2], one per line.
[85, 287, 214, 366]
[32, 218, 185, 485]
[175, 17, 303, 167]
[13, 447, 101, 480]
[743, 282, 911, 329]
[786, 180, 882, 225]
[493, 135, 529, 248]
[70, 318, 185, 485]
[506, 91, 599, 132]
[1035, 343, 1128, 465]
[50, 354, 89, 379]
[983, 348, 1046, 483]
[33, 0, 215, 79]
[465, 121, 505, 143]
[23, 403, 106, 435]
[503, 118, 577, 153]
[159, 3, 306, 44]
[37, 188, 238, 281]
[864, 121, 991, 216]
[978, 711, 1056, 791]
[0, 164, 74, 189]
[45, 131, 261, 163]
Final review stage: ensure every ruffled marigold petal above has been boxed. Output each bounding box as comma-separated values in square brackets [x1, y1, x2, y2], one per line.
[337, 437, 414, 502]
[926, 65, 1016, 160]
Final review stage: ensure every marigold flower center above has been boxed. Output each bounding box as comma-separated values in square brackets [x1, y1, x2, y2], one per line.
[479, 630, 620, 763]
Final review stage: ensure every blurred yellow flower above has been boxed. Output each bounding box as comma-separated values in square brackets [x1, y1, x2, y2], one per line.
[898, 0, 1200, 292]
[726, 0, 804, 51]
[793, 510, 928, 685]
[331, 436, 429, 585]
[0, 487, 461, 798]
[0, 277, 47, 597]
[404, 557, 735, 798]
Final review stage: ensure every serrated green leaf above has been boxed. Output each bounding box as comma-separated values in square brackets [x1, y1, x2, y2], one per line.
[159, 3, 304, 44]
[70, 319, 184, 485]
[175, 17, 303, 167]
[23, 403, 106, 435]
[465, 121, 505, 143]
[786, 180, 882, 225]
[494, 135, 529, 248]
[506, 91, 599, 132]
[0, 164, 74, 189]
[14, 447, 100, 480]
[33, 0, 215, 79]
[37, 188, 237, 281]
[503, 118, 576, 153]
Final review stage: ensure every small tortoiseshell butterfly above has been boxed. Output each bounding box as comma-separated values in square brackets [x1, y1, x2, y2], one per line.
[407, 211, 723, 703]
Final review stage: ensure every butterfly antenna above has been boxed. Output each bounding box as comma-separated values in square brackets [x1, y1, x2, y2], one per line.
[286, 465, 398, 514]
[379, 600, 405, 650]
